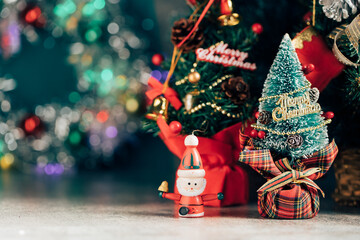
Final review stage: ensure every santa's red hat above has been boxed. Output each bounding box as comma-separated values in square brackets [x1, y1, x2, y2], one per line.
[177, 134, 205, 178]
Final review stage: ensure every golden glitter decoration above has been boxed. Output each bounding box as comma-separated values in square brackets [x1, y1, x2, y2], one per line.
[272, 92, 322, 122]
[184, 101, 243, 119]
[251, 119, 331, 136]
[258, 82, 312, 102]
[292, 26, 318, 49]
[218, 13, 240, 26]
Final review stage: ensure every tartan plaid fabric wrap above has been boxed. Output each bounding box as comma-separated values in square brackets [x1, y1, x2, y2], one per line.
[239, 140, 338, 219]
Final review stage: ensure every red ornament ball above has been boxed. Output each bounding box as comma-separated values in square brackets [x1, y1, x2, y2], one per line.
[302, 64, 315, 75]
[169, 121, 182, 134]
[303, 11, 312, 24]
[151, 53, 164, 66]
[324, 111, 334, 119]
[250, 129, 258, 138]
[258, 131, 266, 139]
[252, 23, 263, 35]
[255, 111, 260, 119]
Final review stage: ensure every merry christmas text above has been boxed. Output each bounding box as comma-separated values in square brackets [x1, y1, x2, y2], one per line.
[272, 92, 321, 122]
[195, 42, 256, 71]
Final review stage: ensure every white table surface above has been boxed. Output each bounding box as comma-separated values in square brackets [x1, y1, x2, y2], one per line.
[0, 172, 359, 240]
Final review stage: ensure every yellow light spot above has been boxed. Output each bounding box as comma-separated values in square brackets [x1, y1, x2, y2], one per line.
[1, 153, 15, 170]
[66, 16, 78, 31]
[126, 98, 139, 113]
[81, 54, 93, 66]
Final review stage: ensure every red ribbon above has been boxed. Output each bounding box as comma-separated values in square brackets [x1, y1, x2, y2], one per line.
[146, 77, 182, 110]
[178, 0, 235, 49]
[177, 0, 215, 48]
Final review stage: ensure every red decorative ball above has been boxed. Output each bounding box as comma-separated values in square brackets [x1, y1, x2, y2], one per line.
[302, 64, 315, 75]
[151, 53, 164, 66]
[303, 11, 312, 24]
[258, 131, 266, 139]
[250, 129, 258, 138]
[324, 111, 334, 119]
[252, 23, 263, 35]
[255, 111, 260, 119]
[169, 121, 182, 134]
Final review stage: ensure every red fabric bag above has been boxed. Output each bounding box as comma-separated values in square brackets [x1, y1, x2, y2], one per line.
[292, 26, 344, 91]
[157, 117, 254, 207]
[239, 140, 338, 219]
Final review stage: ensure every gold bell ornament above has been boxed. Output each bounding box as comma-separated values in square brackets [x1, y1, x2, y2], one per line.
[158, 181, 169, 192]
[145, 95, 169, 121]
[217, 0, 240, 26]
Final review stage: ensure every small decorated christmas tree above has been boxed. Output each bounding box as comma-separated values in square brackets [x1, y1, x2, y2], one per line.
[240, 34, 338, 219]
[252, 34, 332, 161]
[143, 0, 260, 137]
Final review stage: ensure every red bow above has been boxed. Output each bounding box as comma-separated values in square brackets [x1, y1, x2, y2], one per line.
[146, 77, 182, 110]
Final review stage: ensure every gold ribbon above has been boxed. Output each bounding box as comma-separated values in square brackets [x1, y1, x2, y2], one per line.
[332, 14, 360, 67]
[257, 158, 325, 197]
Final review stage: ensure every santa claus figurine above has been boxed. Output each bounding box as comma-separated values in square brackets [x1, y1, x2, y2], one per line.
[158, 134, 224, 218]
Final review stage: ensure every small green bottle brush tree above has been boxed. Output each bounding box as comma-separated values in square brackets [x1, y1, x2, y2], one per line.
[250, 34, 334, 161]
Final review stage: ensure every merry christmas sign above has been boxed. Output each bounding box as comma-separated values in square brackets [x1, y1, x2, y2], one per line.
[195, 41, 256, 71]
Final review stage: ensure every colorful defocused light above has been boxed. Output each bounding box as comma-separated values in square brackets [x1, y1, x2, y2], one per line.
[89, 134, 101, 146]
[85, 29, 99, 42]
[101, 69, 113, 81]
[94, 0, 106, 10]
[115, 75, 128, 89]
[69, 91, 81, 103]
[69, 131, 81, 145]
[151, 70, 162, 80]
[96, 111, 109, 123]
[24, 116, 40, 133]
[0, 153, 14, 170]
[126, 98, 139, 113]
[105, 126, 118, 138]
[25, 7, 41, 23]
[82, 3, 96, 16]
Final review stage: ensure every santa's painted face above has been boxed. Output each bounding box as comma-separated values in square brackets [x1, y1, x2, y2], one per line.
[176, 177, 206, 197]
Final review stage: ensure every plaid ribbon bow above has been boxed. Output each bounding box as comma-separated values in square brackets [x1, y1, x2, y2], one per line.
[257, 158, 325, 197]
[239, 139, 338, 219]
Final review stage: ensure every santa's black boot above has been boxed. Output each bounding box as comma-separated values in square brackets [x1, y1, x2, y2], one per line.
[179, 207, 189, 216]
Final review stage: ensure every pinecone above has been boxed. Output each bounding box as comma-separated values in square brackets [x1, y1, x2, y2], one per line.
[286, 135, 304, 149]
[258, 111, 272, 125]
[171, 18, 204, 53]
[309, 88, 320, 103]
[221, 77, 250, 105]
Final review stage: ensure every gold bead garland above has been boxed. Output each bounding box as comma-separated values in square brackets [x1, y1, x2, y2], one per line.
[251, 119, 332, 136]
[173, 60, 239, 118]
[184, 101, 244, 118]
[175, 62, 198, 86]
[183, 74, 238, 118]
[258, 82, 312, 102]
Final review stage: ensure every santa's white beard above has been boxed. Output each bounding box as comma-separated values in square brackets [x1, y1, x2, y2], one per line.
[176, 178, 206, 197]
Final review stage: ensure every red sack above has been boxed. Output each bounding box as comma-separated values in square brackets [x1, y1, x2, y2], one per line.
[292, 26, 344, 91]
[157, 117, 254, 207]
[239, 140, 338, 219]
